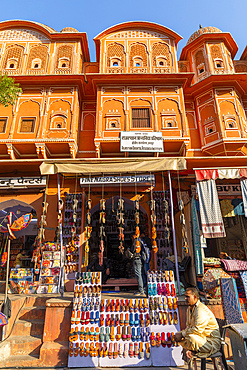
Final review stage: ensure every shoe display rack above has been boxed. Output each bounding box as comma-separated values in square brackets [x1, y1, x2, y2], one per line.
[68, 270, 183, 367]
[37, 243, 61, 293]
[148, 270, 183, 367]
[153, 191, 173, 269]
[63, 193, 82, 275]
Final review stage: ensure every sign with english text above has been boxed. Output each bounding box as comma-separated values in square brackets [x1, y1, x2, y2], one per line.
[120, 131, 164, 152]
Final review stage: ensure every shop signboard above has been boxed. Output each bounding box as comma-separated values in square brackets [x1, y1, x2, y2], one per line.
[0, 176, 46, 188]
[120, 131, 164, 152]
[80, 174, 155, 186]
[191, 184, 242, 196]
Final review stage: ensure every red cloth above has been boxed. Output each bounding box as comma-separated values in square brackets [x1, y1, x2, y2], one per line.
[239, 169, 247, 178]
[195, 170, 219, 181]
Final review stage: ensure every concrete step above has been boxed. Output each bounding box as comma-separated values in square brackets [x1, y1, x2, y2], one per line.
[19, 305, 46, 320]
[0, 354, 40, 368]
[12, 319, 44, 336]
[9, 335, 42, 356]
[24, 295, 50, 307]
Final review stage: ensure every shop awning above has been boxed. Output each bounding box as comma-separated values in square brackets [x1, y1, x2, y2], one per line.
[40, 157, 187, 175]
[194, 167, 247, 181]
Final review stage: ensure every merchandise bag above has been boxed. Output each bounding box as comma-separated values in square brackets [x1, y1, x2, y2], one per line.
[148, 270, 183, 366]
[37, 242, 60, 293]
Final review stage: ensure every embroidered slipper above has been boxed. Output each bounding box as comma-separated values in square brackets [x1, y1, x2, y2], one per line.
[115, 325, 121, 341]
[110, 314, 115, 326]
[129, 343, 134, 358]
[161, 332, 166, 347]
[96, 271, 101, 284]
[146, 343, 151, 359]
[131, 327, 136, 341]
[144, 299, 148, 312]
[146, 327, 151, 341]
[108, 343, 113, 359]
[84, 342, 90, 357]
[154, 297, 158, 310]
[169, 270, 174, 282]
[120, 313, 124, 326]
[74, 343, 80, 357]
[127, 325, 131, 341]
[106, 314, 110, 326]
[122, 325, 127, 341]
[136, 327, 141, 341]
[140, 313, 144, 327]
[103, 342, 108, 357]
[113, 342, 118, 359]
[111, 299, 116, 312]
[95, 327, 100, 341]
[159, 311, 164, 325]
[99, 343, 103, 357]
[173, 297, 178, 310]
[156, 332, 161, 347]
[174, 311, 178, 325]
[116, 299, 120, 312]
[89, 343, 94, 357]
[100, 327, 105, 342]
[90, 311, 94, 325]
[80, 342, 84, 357]
[139, 299, 143, 310]
[153, 284, 157, 296]
[125, 313, 129, 326]
[120, 299, 125, 311]
[84, 327, 90, 341]
[100, 314, 104, 326]
[163, 311, 168, 325]
[164, 296, 168, 310]
[154, 311, 159, 325]
[150, 332, 156, 347]
[139, 342, 144, 359]
[110, 325, 115, 341]
[124, 343, 128, 358]
[129, 299, 133, 312]
[90, 327, 95, 341]
[150, 312, 154, 325]
[125, 299, 129, 311]
[168, 297, 173, 310]
[80, 326, 84, 341]
[148, 283, 152, 296]
[91, 272, 96, 284]
[134, 342, 139, 358]
[119, 343, 124, 358]
[158, 296, 163, 310]
[165, 270, 169, 282]
[161, 283, 166, 296]
[149, 297, 154, 310]
[140, 327, 145, 342]
[100, 300, 105, 312]
[95, 342, 99, 357]
[130, 313, 134, 326]
[166, 283, 171, 296]
[95, 311, 99, 324]
[85, 311, 90, 325]
[157, 283, 162, 295]
[69, 347, 74, 357]
[167, 332, 172, 348]
[115, 314, 120, 326]
[96, 285, 101, 297]
[171, 284, 176, 297]
[106, 299, 110, 312]
[80, 311, 85, 325]
[146, 313, 150, 326]
[134, 313, 139, 326]
[105, 327, 110, 342]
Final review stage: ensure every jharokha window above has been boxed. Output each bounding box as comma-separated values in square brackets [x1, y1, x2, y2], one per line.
[20, 118, 35, 133]
[132, 108, 151, 128]
[0, 118, 7, 133]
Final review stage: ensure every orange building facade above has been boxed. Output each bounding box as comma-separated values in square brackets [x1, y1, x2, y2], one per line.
[0, 19, 247, 276]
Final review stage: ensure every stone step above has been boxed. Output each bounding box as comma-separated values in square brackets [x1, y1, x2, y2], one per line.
[24, 295, 50, 307]
[11, 319, 44, 336]
[19, 305, 46, 320]
[0, 354, 40, 368]
[9, 335, 42, 356]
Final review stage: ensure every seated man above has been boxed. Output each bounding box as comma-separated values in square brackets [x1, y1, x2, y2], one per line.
[174, 287, 221, 360]
[88, 251, 110, 284]
[14, 249, 26, 268]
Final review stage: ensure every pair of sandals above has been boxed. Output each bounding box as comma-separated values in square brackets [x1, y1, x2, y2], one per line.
[140, 327, 150, 342]
[148, 283, 157, 296]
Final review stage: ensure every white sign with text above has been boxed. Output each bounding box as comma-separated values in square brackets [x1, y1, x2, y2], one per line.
[120, 131, 164, 152]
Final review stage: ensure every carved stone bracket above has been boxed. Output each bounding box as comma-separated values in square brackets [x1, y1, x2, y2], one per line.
[35, 143, 47, 159]
[69, 142, 78, 159]
[6, 144, 16, 160]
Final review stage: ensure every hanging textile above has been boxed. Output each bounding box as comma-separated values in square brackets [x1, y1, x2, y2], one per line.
[220, 277, 244, 324]
[0, 312, 8, 326]
[191, 197, 203, 275]
[239, 216, 247, 258]
[221, 259, 247, 272]
[220, 200, 235, 218]
[240, 271, 247, 300]
[240, 179, 247, 217]
[231, 199, 244, 216]
[218, 169, 240, 179]
[197, 179, 226, 238]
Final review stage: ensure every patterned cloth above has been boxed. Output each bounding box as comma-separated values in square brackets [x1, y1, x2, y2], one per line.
[240, 179, 247, 217]
[220, 199, 235, 217]
[220, 277, 244, 324]
[221, 259, 247, 272]
[191, 197, 203, 275]
[202, 268, 230, 299]
[197, 179, 226, 238]
[231, 199, 245, 216]
[240, 271, 247, 299]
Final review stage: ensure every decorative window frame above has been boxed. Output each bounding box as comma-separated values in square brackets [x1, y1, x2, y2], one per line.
[131, 107, 152, 129]
[155, 55, 168, 67]
[19, 117, 36, 133]
[31, 58, 42, 69]
[50, 109, 68, 129]
[0, 117, 8, 133]
[132, 56, 143, 67]
[110, 57, 122, 67]
[205, 123, 216, 136]
[104, 110, 121, 130]
[58, 57, 70, 68]
[6, 58, 18, 69]
[214, 58, 224, 69]
[160, 110, 177, 129]
[197, 62, 206, 76]
[223, 114, 237, 129]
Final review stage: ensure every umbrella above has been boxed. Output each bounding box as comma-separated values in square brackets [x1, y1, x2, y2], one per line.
[203, 268, 230, 299]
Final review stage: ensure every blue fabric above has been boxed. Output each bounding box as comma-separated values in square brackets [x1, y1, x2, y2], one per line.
[191, 196, 204, 275]
[220, 277, 244, 324]
[133, 259, 144, 293]
[231, 199, 245, 216]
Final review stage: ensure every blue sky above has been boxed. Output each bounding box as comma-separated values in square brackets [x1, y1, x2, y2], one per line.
[0, 0, 246, 60]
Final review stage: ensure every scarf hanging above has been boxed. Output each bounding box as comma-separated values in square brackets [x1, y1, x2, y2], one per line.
[240, 178, 247, 217]
[191, 197, 203, 275]
[197, 179, 226, 238]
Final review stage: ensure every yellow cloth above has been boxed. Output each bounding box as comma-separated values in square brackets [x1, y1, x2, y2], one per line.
[179, 301, 221, 358]
[220, 199, 235, 218]
[15, 253, 23, 267]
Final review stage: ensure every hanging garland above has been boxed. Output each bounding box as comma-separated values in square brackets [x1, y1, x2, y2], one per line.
[99, 174, 106, 265]
[177, 170, 189, 254]
[83, 174, 92, 268]
[162, 172, 170, 249]
[118, 174, 125, 254]
[150, 173, 158, 253]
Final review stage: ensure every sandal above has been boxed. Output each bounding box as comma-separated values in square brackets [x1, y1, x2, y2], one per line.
[156, 332, 161, 347]
[173, 297, 178, 310]
[116, 299, 120, 312]
[100, 327, 105, 342]
[174, 311, 178, 325]
[84, 343, 89, 357]
[120, 313, 124, 326]
[89, 343, 94, 357]
[167, 332, 172, 348]
[150, 312, 154, 325]
[154, 311, 159, 325]
[106, 314, 110, 326]
[134, 313, 139, 326]
[95, 311, 99, 324]
[108, 343, 113, 359]
[115, 314, 120, 326]
[119, 343, 124, 358]
[122, 326, 127, 341]
[146, 343, 151, 359]
[129, 299, 133, 312]
[80, 342, 84, 357]
[106, 299, 110, 312]
[110, 325, 115, 341]
[95, 343, 99, 357]
[139, 342, 144, 359]
[111, 299, 115, 312]
[163, 311, 168, 325]
[154, 297, 158, 310]
[120, 299, 125, 311]
[149, 297, 154, 310]
[134, 342, 139, 358]
[95, 327, 100, 341]
[124, 343, 128, 358]
[85, 311, 90, 325]
[165, 270, 169, 282]
[103, 342, 108, 357]
[81, 311, 85, 325]
[125, 313, 129, 326]
[144, 299, 148, 312]
[100, 314, 104, 326]
[148, 283, 152, 296]
[164, 296, 168, 310]
[159, 311, 164, 325]
[113, 342, 118, 359]
[140, 313, 144, 327]
[80, 327, 84, 341]
[105, 327, 110, 342]
[131, 327, 136, 342]
[99, 343, 103, 357]
[90, 327, 94, 341]
[130, 313, 134, 326]
[169, 270, 174, 282]
[150, 332, 156, 347]
[171, 284, 176, 297]
[90, 311, 94, 325]
[127, 325, 131, 341]
[110, 314, 115, 326]
[166, 283, 171, 296]
[168, 297, 173, 310]
[136, 327, 141, 341]
[129, 343, 134, 358]
[161, 283, 166, 296]
[96, 272, 100, 284]
[91, 272, 96, 284]
[116, 326, 121, 341]
[146, 313, 150, 326]
[161, 332, 166, 347]
[159, 296, 163, 310]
